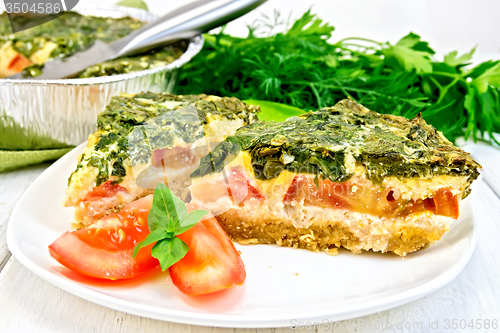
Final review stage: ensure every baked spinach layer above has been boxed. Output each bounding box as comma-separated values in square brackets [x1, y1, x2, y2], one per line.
[69, 93, 259, 186]
[192, 99, 480, 196]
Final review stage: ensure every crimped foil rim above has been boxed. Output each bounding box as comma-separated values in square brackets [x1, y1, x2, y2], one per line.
[0, 3, 204, 86]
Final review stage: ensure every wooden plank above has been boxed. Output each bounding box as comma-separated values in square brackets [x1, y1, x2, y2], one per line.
[0, 164, 49, 271]
[0, 179, 498, 333]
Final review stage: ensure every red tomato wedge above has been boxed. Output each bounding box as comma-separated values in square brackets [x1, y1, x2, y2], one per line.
[48, 196, 158, 280]
[283, 175, 460, 219]
[8, 53, 33, 73]
[83, 180, 126, 200]
[169, 204, 246, 296]
[433, 188, 459, 219]
[49, 196, 246, 293]
[226, 170, 264, 204]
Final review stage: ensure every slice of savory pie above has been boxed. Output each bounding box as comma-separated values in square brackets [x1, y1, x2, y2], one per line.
[189, 99, 480, 256]
[64, 93, 259, 229]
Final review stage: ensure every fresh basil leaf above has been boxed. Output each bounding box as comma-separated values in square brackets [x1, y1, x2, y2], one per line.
[132, 228, 171, 258]
[148, 212, 180, 236]
[152, 183, 187, 227]
[134, 183, 214, 270]
[147, 210, 162, 231]
[151, 237, 189, 271]
[176, 210, 209, 235]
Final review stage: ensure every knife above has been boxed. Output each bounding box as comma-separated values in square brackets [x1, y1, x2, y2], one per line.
[9, 0, 266, 80]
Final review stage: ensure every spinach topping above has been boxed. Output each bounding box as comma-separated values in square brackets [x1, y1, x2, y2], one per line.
[191, 99, 480, 196]
[68, 93, 259, 187]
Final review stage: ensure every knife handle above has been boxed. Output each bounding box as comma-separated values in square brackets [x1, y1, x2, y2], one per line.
[112, 0, 266, 57]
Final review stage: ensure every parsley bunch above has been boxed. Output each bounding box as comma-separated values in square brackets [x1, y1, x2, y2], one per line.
[176, 10, 500, 145]
[133, 184, 208, 270]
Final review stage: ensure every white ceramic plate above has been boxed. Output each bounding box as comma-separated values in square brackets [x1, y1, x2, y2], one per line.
[7, 143, 477, 328]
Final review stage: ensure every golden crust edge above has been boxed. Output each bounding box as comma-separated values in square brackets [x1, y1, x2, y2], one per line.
[215, 208, 452, 257]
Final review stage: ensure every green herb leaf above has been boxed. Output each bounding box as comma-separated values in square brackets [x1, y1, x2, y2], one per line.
[176, 9, 500, 146]
[151, 183, 187, 229]
[132, 228, 171, 258]
[287, 10, 334, 40]
[472, 61, 500, 93]
[444, 48, 476, 67]
[464, 87, 478, 141]
[176, 210, 209, 235]
[151, 237, 189, 271]
[383, 33, 434, 74]
[132, 184, 207, 270]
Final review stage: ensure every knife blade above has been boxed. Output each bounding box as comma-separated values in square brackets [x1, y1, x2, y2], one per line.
[8, 0, 266, 80]
[8, 41, 117, 80]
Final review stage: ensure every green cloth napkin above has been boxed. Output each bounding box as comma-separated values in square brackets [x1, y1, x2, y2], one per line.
[0, 147, 74, 172]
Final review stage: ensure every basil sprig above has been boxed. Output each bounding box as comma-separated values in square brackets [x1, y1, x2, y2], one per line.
[133, 183, 208, 271]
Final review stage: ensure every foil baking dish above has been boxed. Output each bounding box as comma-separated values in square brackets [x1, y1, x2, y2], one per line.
[0, 3, 204, 150]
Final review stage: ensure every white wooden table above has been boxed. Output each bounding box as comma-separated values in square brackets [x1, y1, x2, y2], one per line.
[0, 142, 499, 333]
